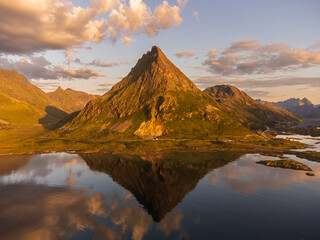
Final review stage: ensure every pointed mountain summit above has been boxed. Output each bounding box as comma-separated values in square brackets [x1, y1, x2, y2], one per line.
[63, 47, 248, 139]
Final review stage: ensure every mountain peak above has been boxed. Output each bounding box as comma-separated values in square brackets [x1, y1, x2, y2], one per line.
[109, 46, 200, 96]
[64, 47, 247, 139]
[301, 97, 312, 105]
[204, 85, 245, 99]
[151, 45, 162, 54]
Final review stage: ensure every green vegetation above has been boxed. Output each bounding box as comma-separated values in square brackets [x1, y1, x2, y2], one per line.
[286, 125, 320, 137]
[0, 92, 45, 124]
[0, 123, 306, 155]
[296, 152, 320, 162]
[257, 159, 312, 171]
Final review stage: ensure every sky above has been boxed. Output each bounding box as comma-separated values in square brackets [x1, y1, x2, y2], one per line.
[0, 0, 320, 103]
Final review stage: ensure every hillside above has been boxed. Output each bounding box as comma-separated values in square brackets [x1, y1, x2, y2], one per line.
[0, 91, 45, 125]
[48, 87, 97, 113]
[62, 46, 249, 139]
[0, 69, 67, 126]
[204, 85, 301, 130]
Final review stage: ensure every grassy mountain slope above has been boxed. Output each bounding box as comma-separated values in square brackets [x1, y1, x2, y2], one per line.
[0, 91, 45, 125]
[62, 46, 249, 139]
[0, 69, 59, 110]
[204, 85, 301, 130]
[0, 69, 68, 126]
[48, 87, 97, 113]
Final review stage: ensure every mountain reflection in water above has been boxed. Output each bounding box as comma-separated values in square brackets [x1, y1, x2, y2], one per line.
[0, 151, 319, 240]
[81, 152, 242, 222]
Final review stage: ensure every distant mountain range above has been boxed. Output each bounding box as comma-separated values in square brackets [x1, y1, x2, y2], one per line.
[256, 98, 320, 119]
[47, 87, 97, 113]
[0, 69, 96, 127]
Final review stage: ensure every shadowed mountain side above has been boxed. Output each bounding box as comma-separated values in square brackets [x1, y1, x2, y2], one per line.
[62, 47, 249, 139]
[38, 106, 69, 129]
[48, 87, 98, 113]
[204, 85, 301, 130]
[50, 111, 81, 130]
[81, 152, 243, 222]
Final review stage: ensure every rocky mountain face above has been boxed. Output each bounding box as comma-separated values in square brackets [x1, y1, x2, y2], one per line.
[64, 46, 248, 139]
[204, 85, 301, 130]
[48, 87, 97, 113]
[256, 98, 320, 119]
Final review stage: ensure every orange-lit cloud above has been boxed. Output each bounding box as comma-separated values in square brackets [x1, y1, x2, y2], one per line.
[193, 75, 320, 89]
[204, 40, 320, 75]
[56, 67, 105, 79]
[0, 0, 184, 54]
[192, 11, 200, 21]
[175, 51, 196, 58]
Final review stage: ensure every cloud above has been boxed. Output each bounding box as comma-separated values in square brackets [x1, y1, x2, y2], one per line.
[192, 11, 199, 21]
[0, 55, 105, 80]
[192, 75, 320, 90]
[204, 40, 320, 75]
[71, 57, 127, 67]
[88, 58, 126, 67]
[177, 0, 188, 8]
[108, 0, 183, 43]
[208, 49, 218, 57]
[0, 0, 184, 54]
[310, 39, 320, 49]
[175, 51, 196, 58]
[96, 82, 115, 93]
[56, 67, 105, 79]
[244, 90, 270, 98]
[0, 55, 57, 79]
[65, 49, 77, 63]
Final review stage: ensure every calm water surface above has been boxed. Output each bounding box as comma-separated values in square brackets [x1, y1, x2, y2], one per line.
[0, 148, 320, 239]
